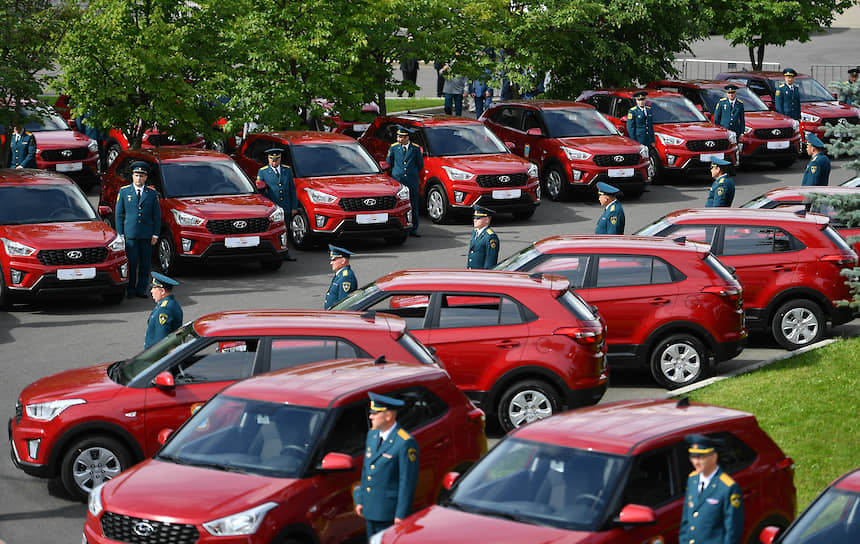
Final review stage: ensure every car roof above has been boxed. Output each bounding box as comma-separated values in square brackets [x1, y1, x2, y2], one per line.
[531, 234, 710, 255]
[650, 79, 747, 90]
[832, 467, 860, 493]
[584, 88, 684, 99]
[223, 358, 446, 407]
[192, 309, 406, 337]
[127, 147, 233, 162]
[719, 71, 810, 80]
[488, 99, 595, 111]
[379, 114, 483, 127]
[249, 131, 359, 145]
[512, 399, 754, 455]
[760, 186, 860, 200]
[370, 268, 571, 293]
[0, 169, 76, 186]
[660, 207, 830, 227]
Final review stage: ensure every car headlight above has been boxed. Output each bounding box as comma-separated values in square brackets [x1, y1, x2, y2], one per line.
[203, 502, 278, 536]
[801, 112, 821, 123]
[561, 146, 591, 161]
[791, 120, 800, 133]
[727, 131, 737, 144]
[638, 145, 649, 159]
[269, 206, 285, 223]
[655, 133, 685, 146]
[743, 126, 753, 134]
[171, 209, 205, 227]
[396, 184, 410, 200]
[88, 483, 105, 517]
[527, 163, 539, 178]
[87, 139, 98, 153]
[107, 234, 125, 252]
[305, 188, 337, 204]
[441, 166, 475, 181]
[25, 398, 86, 421]
[1, 238, 36, 257]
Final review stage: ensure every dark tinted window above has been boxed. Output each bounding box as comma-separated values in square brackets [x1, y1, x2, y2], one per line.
[660, 225, 719, 245]
[490, 107, 523, 129]
[268, 337, 368, 371]
[522, 110, 543, 133]
[585, 94, 614, 115]
[722, 226, 795, 255]
[374, 122, 402, 144]
[160, 160, 254, 197]
[0, 184, 98, 225]
[394, 386, 449, 431]
[708, 431, 758, 474]
[245, 138, 277, 165]
[624, 447, 676, 507]
[319, 402, 369, 457]
[396, 332, 437, 365]
[438, 294, 525, 328]
[363, 293, 431, 330]
[612, 98, 634, 118]
[596, 256, 677, 287]
[743, 79, 772, 96]
[423, 124, 507, 156]
[528, 255, 590, 289]
[171, 339, 259, 383]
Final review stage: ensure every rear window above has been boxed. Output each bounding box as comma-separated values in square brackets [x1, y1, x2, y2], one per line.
[397, 332, 439, 366]
[558, 290, 598, 321]
[703, 254, 737, 283]
[822, 225, 855, 252]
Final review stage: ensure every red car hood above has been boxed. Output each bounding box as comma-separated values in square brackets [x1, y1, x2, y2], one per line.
[437, 153, 532, 174]
[298, 173, 402, 196]
[802, 101, 859, 117]
[654, 122, 729, 140]
[20, 362, 120, 404]
[384, 505, 585, 544]
[558, 135, 645, 153]
[167, 194, 277, 219]
[745, 111, 796, 129]
[31, 129, 92, 148]
[102, 459, 299, 522]
[1, 221, 117, 249]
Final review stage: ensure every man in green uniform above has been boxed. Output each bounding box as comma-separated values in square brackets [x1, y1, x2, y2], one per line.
[324, 245, 357, 309]
[386, 127, 424, 237]
[467, 205, 500, 269]
[595, 182, 625, 235]
[257, 148, 297, 261]
[145, 272, 183, 348]
[705, 158, 735, 207]
[774, 68, 801, 121]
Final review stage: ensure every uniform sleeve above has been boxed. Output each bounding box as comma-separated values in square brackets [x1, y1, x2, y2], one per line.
[386, 145, 395, 169]
[679, 480, 692, 540]
[25, 135, 37, 164]
[395, 437, 419, 520]
[115, 189, 126, 236]
[738, 106, 745, 132]
[415, 146, 424, 171]
[152, 191, 161, 231]
[723, 482, 744, 544]
[626, 110, 635, 136]
[774, 87, 784, 115]
[288, 170, 298, 211]
[485, 234, 500, 269]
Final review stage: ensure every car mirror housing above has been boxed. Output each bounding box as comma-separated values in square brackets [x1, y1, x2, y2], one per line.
[505, 141, 516, 150]
[442, 471, 460, 490]
[379, 160, 390, 171]
[98, 205, 113, 218]
[153, 371, 175, 389]
[157, 428, 174, 445]
[613, 504, 657, 526]
[319, 452, 356, 471]
[526, 128, 542, 136]
[759, 526, 781, 544]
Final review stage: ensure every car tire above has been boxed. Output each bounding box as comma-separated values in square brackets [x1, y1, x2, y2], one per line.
[0, 265, 11, 310]
[260, 258, 283, 271]
[512, 209, 535, 221]
[385, 232, 409, 245]
[498, 379, 560, 432]
[106, 142, 122, 167]
[60, 435, 133, 502]
[647, 153, 663, 184]
[543, 165, 571, 201]
[426, 184, 450, 224]
[157, 232, 183, 276]
[290, 208, 315, 249]
[649, 334, 707, 390]
[773, 158, 796, 169]
[771, 299, 825, 350]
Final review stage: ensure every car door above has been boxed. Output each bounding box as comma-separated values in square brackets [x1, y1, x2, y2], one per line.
[484, 106, 523, 152]
[363, 121, 400, 165]
[142, 337, 260, 454]
[234, 136, 276, 180]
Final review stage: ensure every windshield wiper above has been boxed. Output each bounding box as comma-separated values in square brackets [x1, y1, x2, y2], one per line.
[172, 458, 250, 474]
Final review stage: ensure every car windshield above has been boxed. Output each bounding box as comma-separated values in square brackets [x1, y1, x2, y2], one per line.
[17, 106, 70, 131]
[700, 88, 769, 112]
[111, 324, 199, 386]
[739, 192, 772, 209]
[634, 217, 673, 236]
[779, 488, 860, 544]
[0, 184, 98, 224]
[157, 395, 326, 478]
[424, 124, 508, 156]
[649, 97, 708, 123]
[543, 108, 618, 138]
[795, 77, 838, 102]
[444, 437, 626, 531]
[494, 245, 541, 272]
[328, 283, 381, 310]
[291, 142, 381, 177]
[160, 160, 255, 198]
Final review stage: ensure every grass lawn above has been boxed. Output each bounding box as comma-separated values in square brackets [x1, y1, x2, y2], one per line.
[683, 336, 860, 510]
[386, 97, 444, 113]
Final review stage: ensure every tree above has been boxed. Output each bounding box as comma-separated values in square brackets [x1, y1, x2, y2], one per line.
[711, 0, 855, 71]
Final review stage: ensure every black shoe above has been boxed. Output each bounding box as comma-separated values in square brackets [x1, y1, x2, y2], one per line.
[136, 293, 148, 299]
[409, 232, 421, 238]
[284, 254, 297, 261]
[127, 292, 135, 299]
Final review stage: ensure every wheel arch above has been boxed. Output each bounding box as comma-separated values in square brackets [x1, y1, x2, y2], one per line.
[486, 365, 567, 413]
[643, 320, 719, 363]
[270, 522, 320, 544]
[47, 421, 145, 477]
[761, 287, 831, 327]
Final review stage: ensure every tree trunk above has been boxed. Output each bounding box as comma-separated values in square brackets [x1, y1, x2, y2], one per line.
[748, 45, 766, 71]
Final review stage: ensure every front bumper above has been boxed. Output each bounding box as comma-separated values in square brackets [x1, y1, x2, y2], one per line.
[9, 417, 51, 478]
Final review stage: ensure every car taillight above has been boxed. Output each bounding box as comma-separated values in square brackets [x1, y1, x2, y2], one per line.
[819, 254, 858, 269]
[467, 407, 485, 429]
[702, 286, 743, 308]
[554, 326, 605, 347]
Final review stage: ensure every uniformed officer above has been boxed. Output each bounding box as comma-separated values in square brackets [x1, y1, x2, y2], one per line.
[801, 134, 831, 186]
[595, 182, 625, 235]
[774, 68, 801, 120]
[713, 84, 745, 138]
[9, 122, 37, 168]
[679, 434, 744, 544]
[115, 162, 161, 298]
[324, 245, 357, 309]
[257, 148, 297, 261]
[145, 272, 183, 349]
[705, 158, 735, 207]
[467, 205, 500, 269]
[386, 127, 423, 237]
[626, 90, 655, 147]
[839, 67, 859, 105]
[353, 392, 419, 539]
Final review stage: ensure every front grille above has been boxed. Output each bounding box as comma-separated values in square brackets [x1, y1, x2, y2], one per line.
[340, 196, 397, 211]
[206, 217, 270, 235]
[753, 127, 793, 139]
[822, 116, 859, 126]
[593, 153, 641, 167]
[40, 147, 90, 161]
[686, 139, 730, 152]
[101, 511, 199, 544]
[37, 247, 107, 266]
[475, 173, 528, 188]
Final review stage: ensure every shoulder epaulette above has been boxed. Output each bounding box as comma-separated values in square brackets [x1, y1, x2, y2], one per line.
[629, 106, 637, 112]
[719, 97, 728, 101]
[260, 166, 269, 170]
[121, 184, 131, 189]
[390, 142, 400, 148]
[689, 470, 698, 477]
[719, 472, 736, 487]
[160, 300, 168, 307]
[25, 131, 33, 136]
[397, 428, 411, 440]
[486, 228, 495, 235]
[609, 204, 616, 211]
[341, 269, 349, 276]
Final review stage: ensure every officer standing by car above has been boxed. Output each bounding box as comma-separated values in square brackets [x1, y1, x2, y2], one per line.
[713, 84, 745, 138]
[353, 392, 419, 540]
[386, 127, 424, 237]
[774, 68, 801, 120]
[325, 245, 357, 309]
[679, 434, 744, 544]
[9, 121, 37, 168]
[145, 272, 183, 349]
[626, 90, 655, 147]
[257, 148, 297, 261]
[801, 134, 831, 186]
[116, 162, 160, 298]
[595, 182, 625, 235]
[467, 205, 500, 269]
[705, 158, 735, 207]
[839, 67, 859, 105]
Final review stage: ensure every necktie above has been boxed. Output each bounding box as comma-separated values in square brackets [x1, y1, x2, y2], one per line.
[699, 480, 705, 495]
[376, 435, 383, 449]
[137, 189, 142, 200]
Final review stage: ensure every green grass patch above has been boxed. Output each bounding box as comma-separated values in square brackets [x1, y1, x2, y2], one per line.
[386, 97, 444, 113]
[683, 337, 860, 510]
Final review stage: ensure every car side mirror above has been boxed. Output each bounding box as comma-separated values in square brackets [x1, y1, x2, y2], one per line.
[153, 371, 175, 389]
[98, 205, 113, 218]
[68, 119, 78, 130]
[526, 128, 542, 136]
[319, 452, 357, 471]
[831, 92, 838, 100]
[613, 504, 657, 526]
[505, 141, 516, 150]
[379, 160, 390, 171]
[254, 179, 267, 192]
[759, 526, 781, 544]
[442, 471, 460, 490]
[157, 428, 174, 445]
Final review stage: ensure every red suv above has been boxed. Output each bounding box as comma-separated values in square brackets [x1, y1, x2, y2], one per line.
[647, 80, 801, 168]
[636, 208, 858, 350]
[99, 148, 288, 273]
[329, 269, 608, 431]
[0, 170, 127, 308]
[715, 72, 860, 145]
[577, 89, 739, 181]
[495, 235, 746, 389]
[9, 309, 440, 500]
[373, 399, 796, 544]
[234, 131, 412, 248]
[83, 358, 487, 544]
[359, 114, 540, 223]
[481, 100, 650, 199]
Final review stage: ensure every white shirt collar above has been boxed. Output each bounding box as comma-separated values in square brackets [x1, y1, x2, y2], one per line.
[379, 423, 397, 442]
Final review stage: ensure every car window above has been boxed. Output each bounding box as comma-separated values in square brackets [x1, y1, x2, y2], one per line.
[423, 124, 508, 156]
[596, 256, 676, 287]
[707, 431, 758, 474]
[0, 184, 98, 225]
[612, 98, 634, 119]
[744, 79, 771, 96]
[171, 339, 259, 384]
[722, 226, 795, 255]
[542, 108, 618, 138]
[780, 488, 860, 544]
[246, 138, 276, 165]
[268, 337, 369, 371]
[160, 160, 255, 197]
[438, 294, 523, 328]
[623, 447, 676, 508]
[490, 107, 523, 129]
[318, 402, 369, 457]
[363, 293, 431, 330]
[291, 142, 380, 177]
[585, 94, 614, 115]
[649, 97, 707, 123]
[522, 110, 543, 133]
[529, 255, 590, 289]
[397, 332, 438, 365]
[393, 386, 450, 432]
[375, 122, 401, 144]
[661, 225, 719, 245]
[115, 158, 136, 183]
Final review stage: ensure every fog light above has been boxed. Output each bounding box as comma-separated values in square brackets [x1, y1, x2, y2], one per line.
[181, 238, 193, 253]
[406, 210, 413, 225]
[315, 215, 327, 228]
[667, 154, 677, 166]
[10, 268, 24, 284]
[737, 143, 744, 154]
[536, 186, 541, 201]
[279, 233, 287, 248]
[454, 191, 466, 203]
[27, 438, 40, 460]
[119, 263, 128, 279]
[571, 170, 582, 181]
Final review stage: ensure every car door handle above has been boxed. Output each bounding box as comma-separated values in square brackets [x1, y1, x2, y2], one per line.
[649, 297, 671, 305]
[496, 340, 520, 349]
[772, 265, 792, 272]
[432, 437, 451, 449]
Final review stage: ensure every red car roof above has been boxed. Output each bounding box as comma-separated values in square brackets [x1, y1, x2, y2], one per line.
[583, 88, 685, 99]
[833, 467, 860, 493]
[760, 186, 860, 200]
[249, 131, 360, 145]
[128, 147, 232, 162]
[513, 399, 754, 455]
[371, 268, 571, 293]
[192, 309, 406, 338]
[532, 234, 710, 255]
[489, 99, 596, 110]
[380, 114, 483, 127]
[661, 207, 831, 227]
[720, 71, 811, 80]
[0, 169, 76, 186]
[649, 79, 749, 90]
